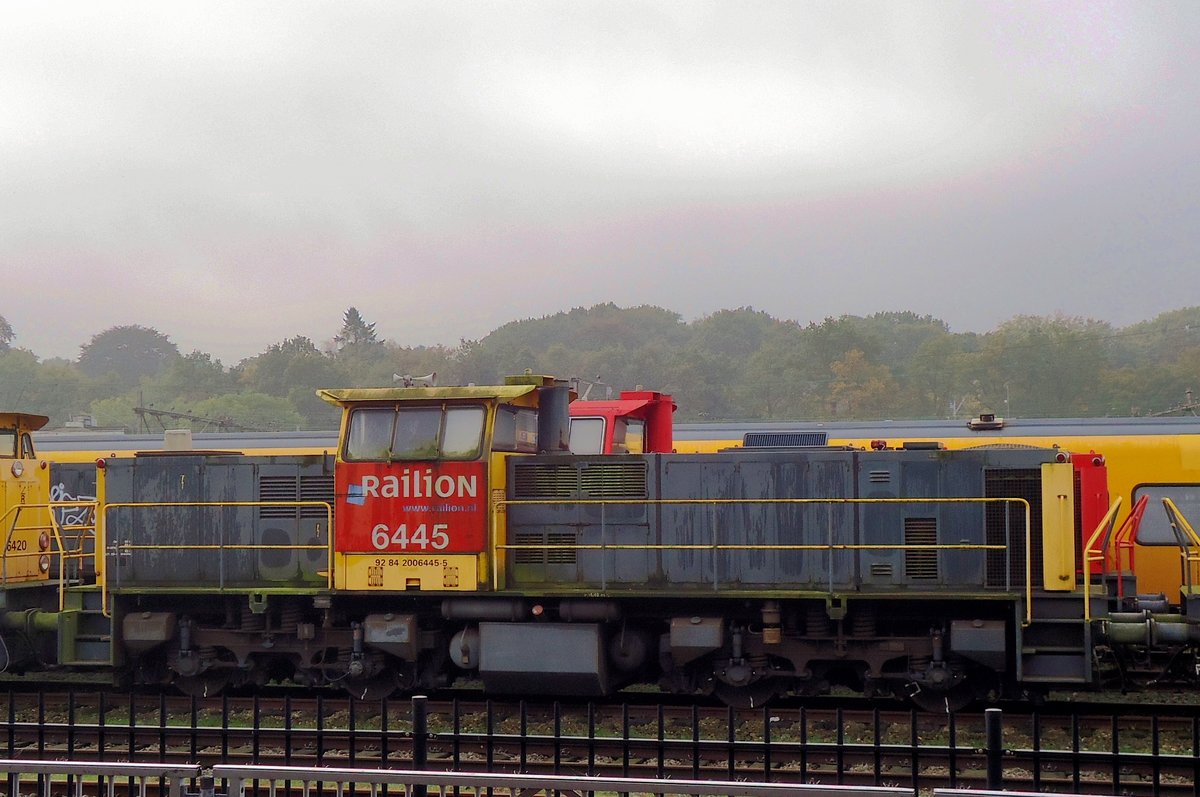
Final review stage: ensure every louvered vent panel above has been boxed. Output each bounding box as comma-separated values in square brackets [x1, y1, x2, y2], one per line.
[868, 470, 892, 484]
[300, 475, 336, 519]
[546, 532, 578, 564]
[580, 462, 648, 499]
[870, 563, 894, 578]
[512, 463, 580, 500]
[904, 517, 938, 580]
[512, 532, 545, 564]
[743, 432, 829, 447]
[259, 476, 299, 518]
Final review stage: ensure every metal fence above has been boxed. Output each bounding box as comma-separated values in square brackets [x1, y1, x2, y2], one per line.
[2, 690, 1198, 795]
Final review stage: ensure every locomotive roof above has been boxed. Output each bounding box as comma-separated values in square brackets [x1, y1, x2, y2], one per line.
[317, 384, 542, 406]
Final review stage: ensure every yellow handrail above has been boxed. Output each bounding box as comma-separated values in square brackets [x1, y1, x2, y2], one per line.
[1081, 497, 1123, 622]
[1163, 497, 1200, 593]
[102, 501, 335, 597]
[492, 495, 1034, 623]
[1, 500, 98, 611]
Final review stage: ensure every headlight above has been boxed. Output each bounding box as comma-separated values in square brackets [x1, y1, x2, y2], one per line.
[10, 461, 23, 477]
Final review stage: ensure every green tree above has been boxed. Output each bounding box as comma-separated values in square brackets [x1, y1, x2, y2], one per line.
[143, 351, 235, 404]
[191, 393, 304, 431]
[77, 325, 180, 382]
[0, 314, 13, 350]
[828, 349, 900, 418]
[237, 336, 323, 396]
[334, 307, 380, 352]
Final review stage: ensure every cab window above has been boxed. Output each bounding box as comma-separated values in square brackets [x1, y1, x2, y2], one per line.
[20, 432, 35, 459]
[569, 417, 605, 454]
[345, 406, 485, 461]
[0, 429, 16, 459]
[1133, 484, 1200, 545]
[494, 406, 538, 453]
[613, 419, 645, 454]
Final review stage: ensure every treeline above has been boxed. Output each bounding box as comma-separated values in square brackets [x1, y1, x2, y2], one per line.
[1, 304, 1198, 430]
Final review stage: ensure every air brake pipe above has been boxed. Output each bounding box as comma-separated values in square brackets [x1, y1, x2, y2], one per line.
[1, 609, 59, 635]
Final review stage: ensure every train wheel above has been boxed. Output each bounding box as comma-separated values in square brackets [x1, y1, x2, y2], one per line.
[174, 672, 230, 698]
[714, 678, 784, 709]
[344, 674, 399, 702]
[908, 681, 975, 713]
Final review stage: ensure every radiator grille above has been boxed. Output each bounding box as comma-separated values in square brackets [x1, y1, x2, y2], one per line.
[547, 532, 578, 564]
[580, 462, 648, 499]
[904, 517, 938, 580]
[985, 468, 1042, 589]
[512, 531, 545, 564]
[299, 475, 335, 519]
[512, 461, 648, 500]
[511, 531, 578, 565]
[512, 463, 578, 499]
[743, 431, 828, 447]
[259, 475, 335, 519]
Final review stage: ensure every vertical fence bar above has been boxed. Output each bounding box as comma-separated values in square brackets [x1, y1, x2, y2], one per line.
[486, 699, 495, 773]
[1031, 710, 1041, 793]
[691, 705, 700, 780]
[188, 695, 198, 766]
[800, 706, 808, 782]
[1071, 713, 1081, 793]
[1111, 713, 1121, 794]
[588, 702, 597, 777]
[348, 697, 357, 768]
[947, 711, 956, 788]
[98, 691, 108, 762]
[909, 709, 919, 792]
[835, 707, 845, 785]
[157, 692, 167, 760]
[1152, 714, 1161, 794]
[315, 694, 325, 797]
[520, 700, 528, 772]
[658, 704, 666, 780]
[878, 710, 888, 782]
[554, 701, 562, 777]
[68, 690, 78, 761]
[726, 705, 735, 780]
[4, 692, 13, 794]
[623, 703, 632, 779]
[985, 708, 1002, 790]
[411, 694, 428, 797]
[762, 705, 771, 782]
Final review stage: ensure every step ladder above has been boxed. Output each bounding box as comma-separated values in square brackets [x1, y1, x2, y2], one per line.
[58, 586, 113, 666]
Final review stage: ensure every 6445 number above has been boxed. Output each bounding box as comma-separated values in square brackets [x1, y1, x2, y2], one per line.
[371, 523, 450, 551]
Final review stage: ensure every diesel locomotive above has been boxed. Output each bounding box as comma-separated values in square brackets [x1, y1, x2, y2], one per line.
[4, 375, 1200, 709]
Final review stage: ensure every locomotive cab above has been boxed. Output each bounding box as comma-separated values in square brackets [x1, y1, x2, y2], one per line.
[318, 373, 573, 593]
[0, 412, 54, 585]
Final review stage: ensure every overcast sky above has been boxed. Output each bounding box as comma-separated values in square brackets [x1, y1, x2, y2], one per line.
[3, 2, 1197, 364]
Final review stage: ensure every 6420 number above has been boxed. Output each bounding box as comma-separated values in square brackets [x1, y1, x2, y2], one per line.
[371, 523, 449, 551]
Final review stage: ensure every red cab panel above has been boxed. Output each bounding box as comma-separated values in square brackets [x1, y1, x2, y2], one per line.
[336, 461, 487, 554]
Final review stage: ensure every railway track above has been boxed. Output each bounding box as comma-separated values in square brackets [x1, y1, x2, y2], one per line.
[3, 689, 1200, 795]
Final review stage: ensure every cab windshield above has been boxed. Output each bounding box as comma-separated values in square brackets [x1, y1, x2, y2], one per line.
[344, 406, 486, 461]
[0, 429, 15, 459]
